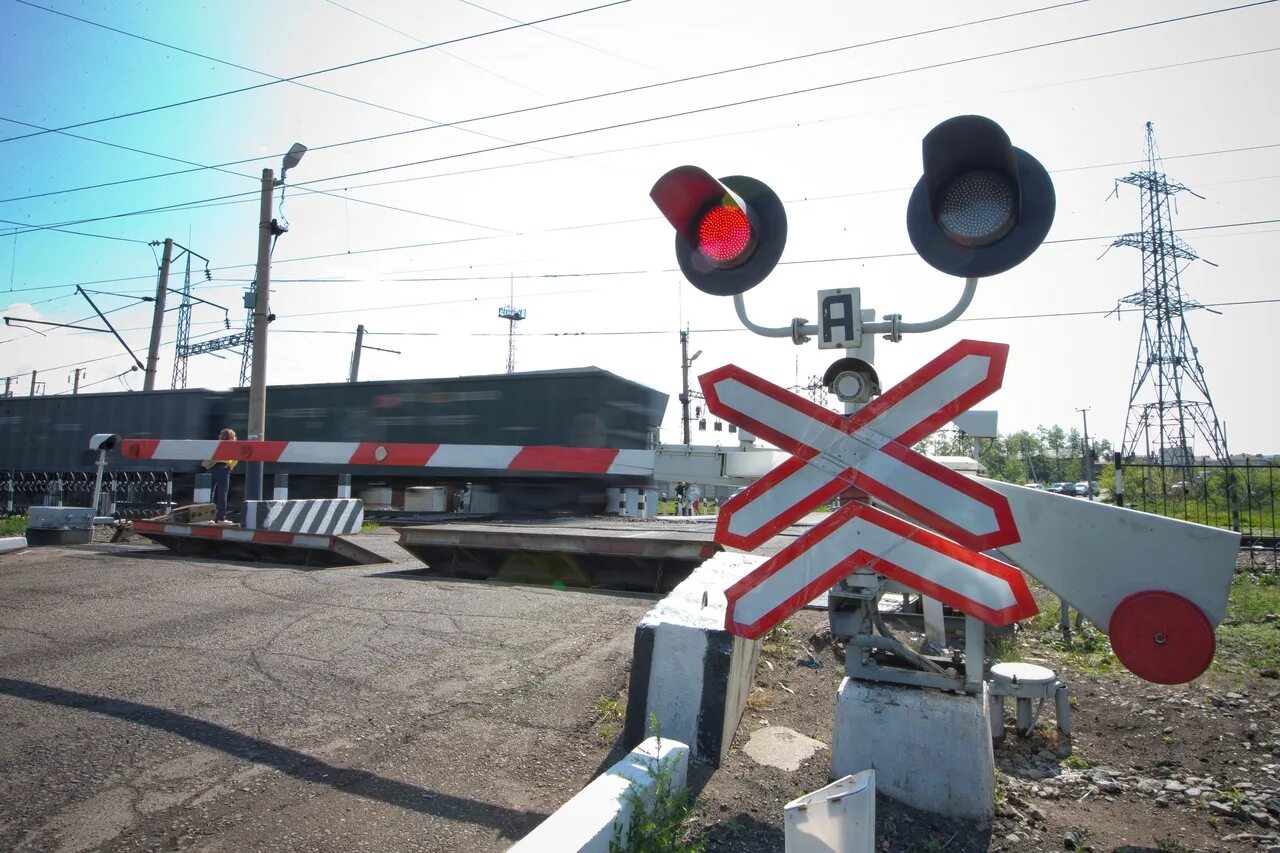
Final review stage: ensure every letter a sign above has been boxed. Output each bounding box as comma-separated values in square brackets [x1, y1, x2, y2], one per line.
[699, 340, 1038, 639]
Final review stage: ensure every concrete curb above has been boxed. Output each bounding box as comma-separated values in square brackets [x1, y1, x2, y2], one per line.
[0, 536, 27, 555]
[510, 736, 688, 853]
[623, 551, 764, 766]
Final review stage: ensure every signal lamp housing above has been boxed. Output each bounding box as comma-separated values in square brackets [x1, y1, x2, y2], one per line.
[906, 115, 1055, 278]
[650, 166, 787, 296]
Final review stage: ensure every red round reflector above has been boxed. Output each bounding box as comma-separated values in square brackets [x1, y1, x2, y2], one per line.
[696, 205, 753, 266]
[1108, 590, 1215, 684]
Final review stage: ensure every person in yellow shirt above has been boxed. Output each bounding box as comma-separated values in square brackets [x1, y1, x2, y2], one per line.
[201, 428, 239, 523]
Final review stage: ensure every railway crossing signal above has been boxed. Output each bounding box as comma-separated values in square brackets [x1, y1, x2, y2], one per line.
[906, 115, 1055, 278]
[649, 166, 787, 296]
[701, 339, 1036, 637]
[705, 340, 1018, 553]
[724, 500, 1036, 638]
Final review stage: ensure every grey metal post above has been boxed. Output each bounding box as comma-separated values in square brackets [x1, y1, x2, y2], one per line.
[273, 473, 289, 501]
[246, 169, 275, 501]
[72, 368, 84, 395]
[144, 238, 174, 391]
[91, 450, 108, 515]
[337, 474, 351, 499]
[349, 324, 364, 382]
[29, 370, 36, 396]
[964, 616, 985, 693]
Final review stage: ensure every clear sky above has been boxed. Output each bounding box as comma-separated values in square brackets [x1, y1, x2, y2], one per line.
[2, 0, 1277, 453]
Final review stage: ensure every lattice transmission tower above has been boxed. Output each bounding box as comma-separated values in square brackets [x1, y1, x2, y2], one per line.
[498, 276, 525, 374]
[1111, 122, 1229, 468]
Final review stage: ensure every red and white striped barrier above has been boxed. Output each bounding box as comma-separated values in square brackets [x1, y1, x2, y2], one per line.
[131, 520, 337, 551]
[120, 439, 655, 477]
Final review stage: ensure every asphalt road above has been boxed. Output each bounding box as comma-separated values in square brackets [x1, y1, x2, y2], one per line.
[0, 532, 654, 852]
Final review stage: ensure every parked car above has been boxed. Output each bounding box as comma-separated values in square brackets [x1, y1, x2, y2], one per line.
[1048, 482, 1070, 494]
[1075, 481, 1093, 497]
[1057, 482, 1080, 496]
[1023, 482, 1044, 490]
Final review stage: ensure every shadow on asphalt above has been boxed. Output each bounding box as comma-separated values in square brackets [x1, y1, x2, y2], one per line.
[0, 677, 546, 840]
[366, 567, 665, 601]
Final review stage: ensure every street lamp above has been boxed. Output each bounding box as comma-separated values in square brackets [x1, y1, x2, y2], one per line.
[245, 142, 306, 501]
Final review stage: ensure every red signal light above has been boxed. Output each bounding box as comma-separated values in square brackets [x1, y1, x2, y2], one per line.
[697, 204, 754, 267]
[650, 166, 787, 297]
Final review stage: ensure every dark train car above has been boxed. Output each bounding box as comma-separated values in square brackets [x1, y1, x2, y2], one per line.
[219, 365, 666, 467]
[0, 388, 226, 473]
[3, 367, 668, 514]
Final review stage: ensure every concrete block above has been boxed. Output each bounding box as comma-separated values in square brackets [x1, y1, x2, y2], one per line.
[623, 551, 764, 766]
[1, 536, 29, 555]
[27, 506, 94, 530]
[242, 499, 363, 535]
[26, 527, 92, 546]
[831, 677, 995, 821]
[510, 736, 688, 853]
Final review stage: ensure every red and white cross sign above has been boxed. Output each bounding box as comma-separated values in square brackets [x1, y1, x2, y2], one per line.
[700, 339, 1036, 635]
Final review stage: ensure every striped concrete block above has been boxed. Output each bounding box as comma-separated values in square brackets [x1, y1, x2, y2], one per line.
[242, 499, 363, 535]
[623, 551, 764, 767]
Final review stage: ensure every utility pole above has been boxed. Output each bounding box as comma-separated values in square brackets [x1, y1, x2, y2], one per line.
[3, 377, 10, 397]
[679, 331, 701, 446]
[72, 368, 85, 395]
[349, 324, 365, 382]
[246, 168, 277, 501]
[29, 370, 37, 396]
[1077, 407, 1092, 500]
[144, 238, 173, 391]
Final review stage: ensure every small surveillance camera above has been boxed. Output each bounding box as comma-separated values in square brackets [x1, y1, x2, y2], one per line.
[88, 433, 121, 452]
[823, 357, 881, 405]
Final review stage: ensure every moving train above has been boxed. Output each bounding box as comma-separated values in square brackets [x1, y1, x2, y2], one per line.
[0, 367, 669, 516]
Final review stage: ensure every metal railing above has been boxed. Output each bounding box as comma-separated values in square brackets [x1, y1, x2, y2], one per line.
[1, 471, 174, 519]
[1117, 457, 1277, 546]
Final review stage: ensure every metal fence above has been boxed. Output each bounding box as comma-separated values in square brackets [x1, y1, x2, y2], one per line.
[1, 471, 174, 519]
[1117, 457, 1277, 541]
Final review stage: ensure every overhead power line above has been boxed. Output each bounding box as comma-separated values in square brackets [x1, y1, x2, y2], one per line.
[4, 210, 1276, 302]
[5, 0, 1274, 241]
[0, 0, 633, 145]
[0, 0, 1095, 207]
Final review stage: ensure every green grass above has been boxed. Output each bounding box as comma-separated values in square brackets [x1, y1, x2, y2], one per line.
[1, 516, 27, 537]
[359, 520, 381, 533]
[1212, 573, 1280, 676]
[593, 695, 625, 745]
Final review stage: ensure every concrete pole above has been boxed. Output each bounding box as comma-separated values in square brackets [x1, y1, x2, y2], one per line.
[4, 377, 10, 397]
[680, 330, 691, 446]
[246, 168, 276, 501]
[29, 370, 36, 396]
[143, 238, 174, 391]
[1077, 407, 1092, 499]
[349, 324, 365, 382]
[72, 368, 84, 395]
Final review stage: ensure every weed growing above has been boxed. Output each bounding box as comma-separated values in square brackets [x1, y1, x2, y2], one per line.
[610, 716, 704, 853]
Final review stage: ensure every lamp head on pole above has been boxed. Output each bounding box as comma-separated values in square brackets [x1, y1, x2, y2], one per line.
[281, 143, 307, 179]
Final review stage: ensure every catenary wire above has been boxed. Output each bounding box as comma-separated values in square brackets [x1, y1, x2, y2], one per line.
[5, 0, 1275, 241]
[0, 0, 634, 145]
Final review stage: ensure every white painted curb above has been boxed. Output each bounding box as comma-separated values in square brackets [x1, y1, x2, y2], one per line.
[0, 536, 27, 555]
[510, 737, 688, 853]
